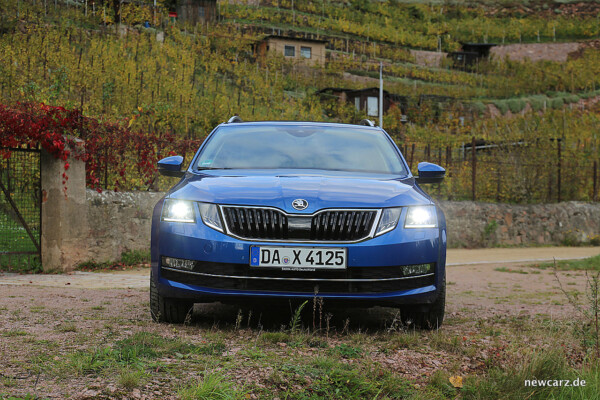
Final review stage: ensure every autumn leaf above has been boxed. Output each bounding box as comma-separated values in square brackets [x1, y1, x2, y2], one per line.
[449, 375, 463, 388]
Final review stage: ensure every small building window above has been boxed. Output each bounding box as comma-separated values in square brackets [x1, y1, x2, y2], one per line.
[284, 45, 295, 57]
[367, 96, 378, 116]
[198, 6, 205, 17]
[300, 46, 312, 58]
[354, 97, 360, 111]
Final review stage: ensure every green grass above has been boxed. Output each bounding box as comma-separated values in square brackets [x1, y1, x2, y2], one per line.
[534, 255, 600, 271]
[117, 368, 149, 390]
[258, 332, 291, 345]
[179, 373, 243, 400]
[56, 332, 228, 377]
[329, 343, 364, 359]
[76, 249, 150, 271]
[495, 266, 530, 274]
[462, 350, 600, 400]
[1, 329, 28, 337]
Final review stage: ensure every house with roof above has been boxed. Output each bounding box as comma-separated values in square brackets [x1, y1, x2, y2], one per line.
[254, 35, 327, 66]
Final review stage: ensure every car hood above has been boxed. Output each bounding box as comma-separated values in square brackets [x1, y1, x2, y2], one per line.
[169, 170, 430, 213]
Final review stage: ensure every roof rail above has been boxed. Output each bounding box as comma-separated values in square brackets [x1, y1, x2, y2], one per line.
[227, 116, 243, 123]
[359, 119, 375, 127]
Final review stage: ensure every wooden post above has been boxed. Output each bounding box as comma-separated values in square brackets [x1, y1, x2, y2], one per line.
[471, 137, 476, 201]
[409, 143, 415, 170]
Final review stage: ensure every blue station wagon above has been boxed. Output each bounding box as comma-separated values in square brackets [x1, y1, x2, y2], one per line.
[150, 118, 447, 329]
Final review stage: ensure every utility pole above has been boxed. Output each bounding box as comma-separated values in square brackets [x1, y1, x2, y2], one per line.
[379, 61, 383, 128]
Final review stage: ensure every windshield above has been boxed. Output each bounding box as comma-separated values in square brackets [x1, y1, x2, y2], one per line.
[194, 124, 406, 175]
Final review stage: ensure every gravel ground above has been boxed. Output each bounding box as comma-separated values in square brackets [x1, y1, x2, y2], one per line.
[1, 247, 598, 399]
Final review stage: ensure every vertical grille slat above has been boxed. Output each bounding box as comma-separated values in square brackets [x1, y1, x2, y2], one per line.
[222, 207, 378, 241]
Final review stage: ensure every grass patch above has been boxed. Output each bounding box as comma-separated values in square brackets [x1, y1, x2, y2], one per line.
[55, 323, 77, 333]
[302, 357, 414, 399]
[1, 329, 28, 337]
[76, 249, 150, 272]
[117, 368, 149, 390]
[462, 349, 597, 400]
[179, 374, 243, 400]
[56, 332, 226, 376]
[494, 266, 530, 274]
[259, 331, 291, 345]
[534, 255, 600, 271]
[329, 343, 364, 359]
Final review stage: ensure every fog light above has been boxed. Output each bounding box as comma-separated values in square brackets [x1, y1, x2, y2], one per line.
[162, 256, 195, 271]
[402, 263, 432, 276]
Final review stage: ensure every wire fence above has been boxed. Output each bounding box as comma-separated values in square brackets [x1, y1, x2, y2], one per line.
[0, 146, 42, 271]
[399, 138, 599, 203]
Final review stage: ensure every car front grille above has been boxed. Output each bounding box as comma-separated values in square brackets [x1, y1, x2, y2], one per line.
[160, 261, 435, 294]
[221, 206, 378, 242]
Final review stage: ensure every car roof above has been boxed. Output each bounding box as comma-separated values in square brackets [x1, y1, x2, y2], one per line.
[218, 120, 382, 131]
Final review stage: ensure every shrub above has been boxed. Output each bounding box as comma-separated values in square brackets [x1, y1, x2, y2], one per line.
[507, 98, 526, 113]
[550, 97, 564, 109]
[470, 101, 486, 115]
[564, 94, 580, 104]
[527, 95, 549, 111]
[492, 100, 509, 114]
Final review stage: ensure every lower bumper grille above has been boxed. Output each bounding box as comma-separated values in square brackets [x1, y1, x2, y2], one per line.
[160, 261, 435, 294]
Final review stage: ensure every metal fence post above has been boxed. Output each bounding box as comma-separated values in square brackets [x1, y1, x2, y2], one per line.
[593, 160, 598, 202]
[557, 138, 562, 203]
[472, 136, 476, 201]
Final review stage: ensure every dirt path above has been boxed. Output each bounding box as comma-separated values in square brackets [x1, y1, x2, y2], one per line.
[0, 246, 597, 291]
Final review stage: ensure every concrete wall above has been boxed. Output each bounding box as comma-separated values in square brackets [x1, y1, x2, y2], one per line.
[75, 192, 600, 265]
[41, 145, 89, 271]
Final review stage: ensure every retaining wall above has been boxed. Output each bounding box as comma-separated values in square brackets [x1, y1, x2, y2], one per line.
[82, 190, 600, 263]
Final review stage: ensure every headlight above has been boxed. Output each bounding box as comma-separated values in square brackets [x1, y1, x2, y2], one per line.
[375, 207, 402, 236]
[199, 202, 224, 232]
[404, 206, 437, 229]
[162, 199, 196, 223]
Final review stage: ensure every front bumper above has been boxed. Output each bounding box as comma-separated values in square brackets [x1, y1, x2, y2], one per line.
[151, 206, 446, 306]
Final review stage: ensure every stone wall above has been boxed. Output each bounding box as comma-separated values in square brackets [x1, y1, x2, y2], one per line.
[79, 191, 600, 264]
[439, 201, 600, 248]
[85, 190, 165, 263]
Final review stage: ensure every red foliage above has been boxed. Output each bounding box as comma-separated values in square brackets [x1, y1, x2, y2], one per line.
[0, 103, 201, 192]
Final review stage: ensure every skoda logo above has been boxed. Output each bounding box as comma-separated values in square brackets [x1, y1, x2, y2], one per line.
[292, 199, 309, 211]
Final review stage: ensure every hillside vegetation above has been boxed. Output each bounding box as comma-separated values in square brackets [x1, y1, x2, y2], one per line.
[0, 0, 599, 201]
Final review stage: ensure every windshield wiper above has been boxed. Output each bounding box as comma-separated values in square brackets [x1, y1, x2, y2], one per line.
[197, 167, 234, 170]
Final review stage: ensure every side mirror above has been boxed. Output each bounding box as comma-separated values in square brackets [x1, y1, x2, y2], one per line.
[158, 155, 184, 178]
[415, 162, 445, 184]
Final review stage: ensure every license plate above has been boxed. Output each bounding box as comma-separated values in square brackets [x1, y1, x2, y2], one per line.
[250, 246, 347, 271]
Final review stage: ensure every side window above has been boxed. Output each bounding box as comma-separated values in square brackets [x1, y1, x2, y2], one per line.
[284, 45, 295, 57]
[300, 46, 311, 58]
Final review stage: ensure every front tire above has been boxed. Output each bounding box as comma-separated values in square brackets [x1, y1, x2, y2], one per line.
[150, 273, 194, 324]
[401, 277, 445, 330]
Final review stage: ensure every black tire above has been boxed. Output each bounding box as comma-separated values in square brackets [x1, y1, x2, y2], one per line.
[401, 277, 446, 330]
[150, 273, 194, 324]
